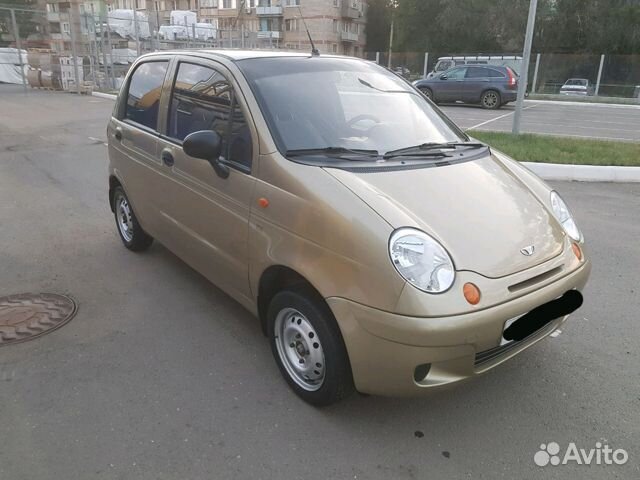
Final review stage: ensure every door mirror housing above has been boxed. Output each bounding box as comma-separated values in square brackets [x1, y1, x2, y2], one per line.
[183, 130, 229, 179]
[439, 74, 448, 80]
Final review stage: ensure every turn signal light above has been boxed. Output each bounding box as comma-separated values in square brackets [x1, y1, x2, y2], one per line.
[463, 283, 481, 305]
[572, 243, 582, 260]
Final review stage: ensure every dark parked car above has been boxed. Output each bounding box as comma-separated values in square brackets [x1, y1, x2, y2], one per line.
[413, 65, 519, 109]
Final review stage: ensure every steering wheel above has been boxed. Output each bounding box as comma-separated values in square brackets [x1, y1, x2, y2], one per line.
[347, 114, 382, 133]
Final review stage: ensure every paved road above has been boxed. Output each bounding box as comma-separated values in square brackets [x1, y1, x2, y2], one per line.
[1, 86, 639, 479]
[440, 101, 640, 142]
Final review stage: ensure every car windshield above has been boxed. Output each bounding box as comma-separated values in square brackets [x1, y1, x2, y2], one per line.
[237, 57, 467, 158]
[566, 79, 588, 86]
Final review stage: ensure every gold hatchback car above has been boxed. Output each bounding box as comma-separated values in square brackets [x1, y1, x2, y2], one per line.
[108, 50, 590, 406]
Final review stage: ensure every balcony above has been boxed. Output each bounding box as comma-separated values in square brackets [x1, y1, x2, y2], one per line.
[257, 30, 281, 39]
[47, 11, 60, 22]
[256, 5, 283, 16]
[341, 31, 358, 42]
[51, 32, 71, 41]
[341, 4, 361, 19]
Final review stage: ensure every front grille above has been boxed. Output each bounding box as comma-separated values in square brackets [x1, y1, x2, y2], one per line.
[474, 320, 557, 368]
[474, 341, 522, 366]
[508, 266, 563, 293]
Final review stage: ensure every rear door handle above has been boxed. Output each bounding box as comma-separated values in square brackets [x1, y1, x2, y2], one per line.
[161, 149, 174, 167]
[114, 127, 123, 141]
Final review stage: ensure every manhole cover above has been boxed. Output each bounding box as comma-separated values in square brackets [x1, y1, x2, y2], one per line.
[0, 293, 77, 346]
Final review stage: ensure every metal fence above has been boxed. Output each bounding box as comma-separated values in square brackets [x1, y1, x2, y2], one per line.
[2, 4, 639, 100]
[0, 5, 300, 94]
[366, 51, 640, 100]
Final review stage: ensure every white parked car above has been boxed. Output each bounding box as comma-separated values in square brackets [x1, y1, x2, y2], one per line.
[560, 78, 594, 96]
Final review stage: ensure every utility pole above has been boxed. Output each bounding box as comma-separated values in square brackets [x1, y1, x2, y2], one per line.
[98, 6, 109, 90]
[133, 7, 141, 56]
[10, 9, 27, 93]
[512, 0, 537, 134]
[68, 12, 82, 94]
[105, 10, 116, 89]
[387, 9, 394, 68]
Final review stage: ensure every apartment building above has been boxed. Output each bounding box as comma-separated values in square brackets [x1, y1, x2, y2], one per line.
[44, 0, 94, 54]
[199, 0, 367, 55]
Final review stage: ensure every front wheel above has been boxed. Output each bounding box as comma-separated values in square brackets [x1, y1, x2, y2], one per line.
[268, 288, 354, 406]
[481, 90, 501, 109]
[113, 186, 153, 251]
[419, 87, 434, 101]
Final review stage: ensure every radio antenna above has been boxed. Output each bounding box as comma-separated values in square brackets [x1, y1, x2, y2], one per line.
[297, 5, 320, 56]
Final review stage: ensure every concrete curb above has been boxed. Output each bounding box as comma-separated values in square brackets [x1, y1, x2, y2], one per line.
[91, 91, 638, 183]
[92, 91, 116, 100]
[523, 162, 640, 182]
[524, 99, 640, 109]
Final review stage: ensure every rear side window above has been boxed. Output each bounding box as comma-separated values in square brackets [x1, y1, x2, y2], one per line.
[125, 61, 169, 130]
[465, 67, 491, 78]
[487, 68, 505, 78]
[168, 62, 252, 170]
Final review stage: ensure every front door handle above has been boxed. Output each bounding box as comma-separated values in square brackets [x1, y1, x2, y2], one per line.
[161, 149, 174, 167]
[114, 127, 123, 141]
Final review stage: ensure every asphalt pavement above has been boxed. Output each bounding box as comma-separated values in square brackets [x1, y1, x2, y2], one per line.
[1, 85, 639, 479]
[440, 100, 640, 142]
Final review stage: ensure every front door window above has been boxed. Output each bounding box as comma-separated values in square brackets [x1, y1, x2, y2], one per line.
[167, 62, 253, 171]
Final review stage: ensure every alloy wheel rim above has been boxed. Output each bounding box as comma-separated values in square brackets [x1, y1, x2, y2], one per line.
[274, 307, 325, 391]
[116, 194, 134, 242]
[484, 92, 498, 107]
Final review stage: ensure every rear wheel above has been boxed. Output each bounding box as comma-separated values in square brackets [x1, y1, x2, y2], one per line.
[113, 186, 153, 251]
[268, 287, 354, 406]
[481, 90, 501, 109]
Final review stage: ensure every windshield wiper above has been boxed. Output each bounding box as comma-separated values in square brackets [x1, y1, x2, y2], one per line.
[383, 141, 486, 159]
[286, 147, 379, 158]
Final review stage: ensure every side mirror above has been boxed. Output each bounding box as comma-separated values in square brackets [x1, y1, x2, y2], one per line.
[183, 130, 229, 179]
[439, 74, 448, 80]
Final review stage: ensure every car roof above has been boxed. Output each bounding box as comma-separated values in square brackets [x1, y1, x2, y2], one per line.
[137, 49, 352, 62]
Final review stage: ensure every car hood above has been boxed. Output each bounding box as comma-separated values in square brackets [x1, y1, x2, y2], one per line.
[324, 154, 565, 278]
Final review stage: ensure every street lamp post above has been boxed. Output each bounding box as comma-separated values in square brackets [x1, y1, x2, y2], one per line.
[387, 0, 398, 69]
[512, 0, 538, 134]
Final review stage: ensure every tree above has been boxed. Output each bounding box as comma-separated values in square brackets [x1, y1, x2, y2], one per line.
[365, 0, 392, 52]
[365, 0, 640, 54]
[0, 3, 42, 47]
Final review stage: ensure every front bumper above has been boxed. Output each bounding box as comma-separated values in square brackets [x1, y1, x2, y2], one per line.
[327, 260, 591, 396]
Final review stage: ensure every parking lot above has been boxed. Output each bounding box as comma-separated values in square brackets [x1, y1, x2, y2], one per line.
[440, 100, 640, 142]
[1, 85, 639, 479]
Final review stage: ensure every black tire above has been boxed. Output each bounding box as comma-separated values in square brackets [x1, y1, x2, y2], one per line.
[267, 287, 354, 406]
[481, 90, 501, 109]
[112, 186, 153, 252]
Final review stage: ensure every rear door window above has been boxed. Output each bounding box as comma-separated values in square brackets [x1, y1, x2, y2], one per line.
[465, 67, 491, 78]
[124, 61, 169, 131]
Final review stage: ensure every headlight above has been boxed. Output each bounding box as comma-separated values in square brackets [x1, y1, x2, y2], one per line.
[389, 228, 455, 293]
[550, 191, 582, 241]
